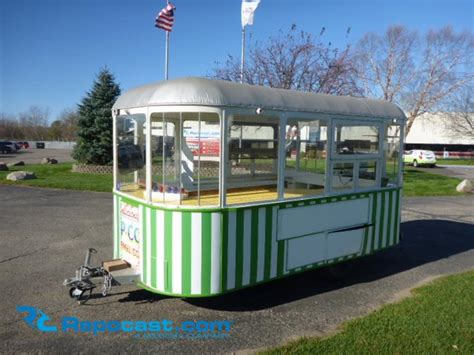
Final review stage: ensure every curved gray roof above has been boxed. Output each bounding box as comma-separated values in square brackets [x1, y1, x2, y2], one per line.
[113, 77, 406, 120]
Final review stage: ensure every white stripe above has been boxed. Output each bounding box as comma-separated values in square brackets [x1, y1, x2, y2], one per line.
[374, 192, 382, 250]
[191, 213, 202, 294]
[172, 212, 182, 294]
[256, 208, 266, 282]
[139, 206, 144, 281]
[156, 210, 165, 291]
[210, 213, 221, 294]
[270, 206, 278, 278]
[382, 191, 390, 248]
[146, 208, 151, 285]
[227, 212, 237, 290]
[242, 209, 252, 286]
[113, 197, 117, 258]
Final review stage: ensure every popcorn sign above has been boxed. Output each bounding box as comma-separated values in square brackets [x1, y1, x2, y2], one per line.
[119, 202, 140, 267]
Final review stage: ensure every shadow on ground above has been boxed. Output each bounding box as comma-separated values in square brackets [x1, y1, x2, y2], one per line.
[117, 219, 474, 310]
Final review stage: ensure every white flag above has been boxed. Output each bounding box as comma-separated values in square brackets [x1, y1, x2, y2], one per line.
[241, 0, 260, 28]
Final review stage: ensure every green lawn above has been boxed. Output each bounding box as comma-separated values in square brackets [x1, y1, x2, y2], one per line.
[402, 167, 462, 197]
[0, 163, 463, 197]
[0, 163, 113, 192]
[437, 158, 474, 166]
[263, 270, 474, 354]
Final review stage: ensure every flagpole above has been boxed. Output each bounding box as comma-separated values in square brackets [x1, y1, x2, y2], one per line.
[240, 26, 245, 84]
[164, 0, 170, 80]
[165, 30, 169, 80]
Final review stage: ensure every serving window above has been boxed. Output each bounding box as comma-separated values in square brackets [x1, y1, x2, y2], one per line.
[226, 115, 279, 205]
[334, 124, 379, 155]
[284, 118, 328, 199]
[150, 112, 220, 206]
[116, 114, 146, 197]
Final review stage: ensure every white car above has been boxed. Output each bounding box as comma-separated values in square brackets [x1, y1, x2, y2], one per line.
[403, 149, 437, 167]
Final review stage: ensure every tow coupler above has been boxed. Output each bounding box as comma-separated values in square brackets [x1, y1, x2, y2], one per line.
[63, 248, 139, 304]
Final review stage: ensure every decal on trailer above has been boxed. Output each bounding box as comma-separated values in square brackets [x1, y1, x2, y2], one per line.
[119, 202, 140, 267]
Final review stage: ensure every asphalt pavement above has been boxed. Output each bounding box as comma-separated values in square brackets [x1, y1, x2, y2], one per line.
[0, 185, 473, 353]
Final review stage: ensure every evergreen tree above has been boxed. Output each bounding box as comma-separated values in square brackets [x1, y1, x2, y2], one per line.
[72, 68, 121, 165]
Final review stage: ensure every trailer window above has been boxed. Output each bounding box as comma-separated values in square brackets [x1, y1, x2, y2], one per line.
[284, 119, 328, 199]
[331, 162, 354, 192]
[116, 114, 146, 197]
[149, 112, 220, 206]
[182, 112, 220, 206]
[358, 161, 377, 188]
[383, 124, 401, 187]
[226, 115, 279, 205]
[334, 124, 379, 155]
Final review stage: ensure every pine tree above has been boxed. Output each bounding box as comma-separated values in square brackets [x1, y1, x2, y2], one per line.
[72, 68, 121, 165]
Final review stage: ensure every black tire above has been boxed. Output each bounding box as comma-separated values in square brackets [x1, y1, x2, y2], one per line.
[413, 160, 418, 167]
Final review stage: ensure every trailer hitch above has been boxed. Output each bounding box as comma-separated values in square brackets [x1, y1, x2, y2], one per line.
[63, 248, 113, 304]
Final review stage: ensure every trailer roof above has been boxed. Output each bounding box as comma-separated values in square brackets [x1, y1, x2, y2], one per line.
[113, 77, 406, 120]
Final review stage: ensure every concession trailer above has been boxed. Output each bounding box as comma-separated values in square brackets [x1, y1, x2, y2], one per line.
[64, 77, 405, 303]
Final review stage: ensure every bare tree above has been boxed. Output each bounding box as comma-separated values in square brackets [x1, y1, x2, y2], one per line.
[446, 85, 474, 138]
[18, 105, 50, 140]
[354, 25, 474, 136]
[211, 26, 362, 96]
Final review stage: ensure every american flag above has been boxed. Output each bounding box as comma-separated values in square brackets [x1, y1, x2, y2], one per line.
[155, 2, 176, 32]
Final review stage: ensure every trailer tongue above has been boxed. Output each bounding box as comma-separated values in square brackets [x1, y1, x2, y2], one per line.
[63, 248, 140, 304]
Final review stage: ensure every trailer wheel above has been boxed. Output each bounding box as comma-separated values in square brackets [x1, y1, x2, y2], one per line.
[69, 287, 93, 304]
[413, 160, 418, 167]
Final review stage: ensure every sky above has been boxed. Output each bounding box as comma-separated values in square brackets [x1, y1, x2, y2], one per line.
[1, 0, 473, 122]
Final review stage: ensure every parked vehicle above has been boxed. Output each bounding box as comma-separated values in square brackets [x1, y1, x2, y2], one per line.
[17, 141, 30, 149]
[0, 141, 18, 154]
[403, 149, 437, 167]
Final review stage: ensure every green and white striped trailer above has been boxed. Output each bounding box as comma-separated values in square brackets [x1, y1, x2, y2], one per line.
[65, 77, 406, 301]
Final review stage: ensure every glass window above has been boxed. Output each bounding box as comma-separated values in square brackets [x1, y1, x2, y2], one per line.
[358, 161, 377, 188]
[334, 124, 379, 155]
[383, 124, 401, 187]
[150, 112, 220, 206]
[182, 112, 220, 206]
[284, 119, 327, 199]
[116, 114, 146, 198]
[226, 115, 279, 205]
[331, 162, 354, 192]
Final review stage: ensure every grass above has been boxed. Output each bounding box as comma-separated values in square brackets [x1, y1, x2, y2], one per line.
[0, 163, 112, 192]
[437, 158, 474, 166]
[403, 167, 462, 197]
[263, 270, 474, 355]
[0, 163, 463, 197]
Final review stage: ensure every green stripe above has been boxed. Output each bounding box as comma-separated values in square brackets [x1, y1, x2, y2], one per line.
[221, 211, 229, 291]
[250, 208, 259, 285]
[394, 190, 401, 244]
[378, 191, 386, 250]
[386, 191, 393, 247]
[362, 223, 369, 255]
[164, 211, 173, 292]
[181, 212, 191, 295]
[235, 210, 244, 288]
[201, 213, 212, 295]
[277, 240, 285, 277]
[264, 206, 273, 280]
[370, 192, 378, 253]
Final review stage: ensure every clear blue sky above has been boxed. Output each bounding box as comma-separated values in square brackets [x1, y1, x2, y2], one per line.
[1, 0, 472, 122]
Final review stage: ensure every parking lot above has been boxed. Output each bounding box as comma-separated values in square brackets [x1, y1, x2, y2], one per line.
[0, 148, 74, 165]
[0, 185, 473, 353]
